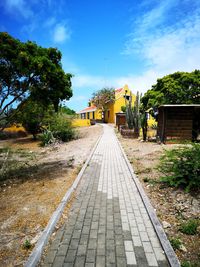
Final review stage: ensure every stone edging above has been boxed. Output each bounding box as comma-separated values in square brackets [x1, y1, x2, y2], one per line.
[115, 134, 181, 267]
[24, 133, 103, 267]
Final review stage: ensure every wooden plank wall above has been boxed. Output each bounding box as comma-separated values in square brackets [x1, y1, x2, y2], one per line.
[165, 107, 193, 139]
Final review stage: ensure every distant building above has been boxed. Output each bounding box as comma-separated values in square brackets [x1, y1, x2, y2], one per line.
[77, 85, 135, 123]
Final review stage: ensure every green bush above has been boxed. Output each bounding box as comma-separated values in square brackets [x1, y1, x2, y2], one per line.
[181, 261, 199, 267]
[169, 238, 182, 250]
[50, 114, 76, 142]
[39, 130, 55, 146]
[180, 219, 199, 235]
[158, 144, 200, 192]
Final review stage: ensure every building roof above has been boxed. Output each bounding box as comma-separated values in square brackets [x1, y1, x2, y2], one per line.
[115, 88, 123, 93]
[77, 105, 97, 114]
[159, 104, 200, 108]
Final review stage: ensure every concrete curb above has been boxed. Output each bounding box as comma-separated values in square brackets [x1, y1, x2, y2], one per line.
[24, 133, 102, 267]
[115, 133, 181, 267]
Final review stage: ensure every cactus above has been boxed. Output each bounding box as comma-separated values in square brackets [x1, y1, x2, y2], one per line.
[125, 91, 141, 133]
[125, 93, 135, 130]
[133, 91, 140, 134]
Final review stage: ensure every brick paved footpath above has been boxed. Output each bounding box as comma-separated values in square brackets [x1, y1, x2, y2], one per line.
[42, 124, 170, 267]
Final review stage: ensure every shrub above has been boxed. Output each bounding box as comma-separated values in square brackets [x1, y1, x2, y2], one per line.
[50, 114, 76, 142]
[39, 130, 55, 146]
[158, 144, 200, 192]
[169, 237, 182, 250]
[181, 261, 199, 267]
[180, 219, 199, 235]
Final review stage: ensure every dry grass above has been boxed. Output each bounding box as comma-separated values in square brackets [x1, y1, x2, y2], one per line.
[0, 125, 102, 266]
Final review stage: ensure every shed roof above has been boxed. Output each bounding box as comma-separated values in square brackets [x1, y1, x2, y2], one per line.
[159, 104, 200, 108]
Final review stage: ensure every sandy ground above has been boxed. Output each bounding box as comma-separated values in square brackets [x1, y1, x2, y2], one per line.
[117, 132, 200, 266]
[0, 125, 102, 267]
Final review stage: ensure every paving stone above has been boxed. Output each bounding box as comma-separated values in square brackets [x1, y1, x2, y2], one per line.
[116, 257, 127, 267]
[96, 255, 105, 267]
[52, 256, 65, 267]
[74, 256, 85, 267]
[77, 244, 87, 256]
[124, 240, 134, 252]
[69, 239, 79, 250]
[126, 251, 137, 265]
[64, 249, 76, 263]
[106, 230, 114, 239]
[41, 124, 171, 267]
[57, 244, 69, 256]
[86, 249, 96, 263]
[91, 221, 98, 230]
[153, 247, 166, 261]
[79, 234, 89, 245]
[116, 245, 125, 257]
[98, 233, 106, 244]
[134, 246, 149, 267]
[123, 230, 132, 240]
[132, 236, 142, 247]
[44, 249, 57, 264]
[140, 232, 150, 242]
[88, 238, 97, 249]
[143, 242, 153, 253]
[115, 235, 124, 246]
[106, 239, 115, 251]
[72, 230, 81, 239]
[85, 263, 95, 267]
[82, 225, 90, 235]
[62, 234, 72, 245]
[145, 252, 158, 267]
[63, 263, 73, 267]
[106, 250, 116, 264]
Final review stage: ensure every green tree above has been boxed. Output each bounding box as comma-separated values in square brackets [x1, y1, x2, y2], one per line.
[141, 70, 200, 111]
[0, 32, 73, 130]
[15, 99, 54, 140]
[91, 87, 115, 122]
[60, 106, 76, 115]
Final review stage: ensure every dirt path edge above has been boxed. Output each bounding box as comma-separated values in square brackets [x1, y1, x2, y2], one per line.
[115, 134, 181, 267]
[25, 133, 103, 267]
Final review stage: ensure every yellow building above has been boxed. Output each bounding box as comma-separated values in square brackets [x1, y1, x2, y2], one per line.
[78, 85, 135, 123]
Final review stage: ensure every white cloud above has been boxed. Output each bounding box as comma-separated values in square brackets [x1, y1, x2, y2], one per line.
[71, 72, 158, 95]
[122, 0, 200, 92]
[53, 24, 71, 43]
[4, 0, 33, 18]
[72, 75, 106, 89]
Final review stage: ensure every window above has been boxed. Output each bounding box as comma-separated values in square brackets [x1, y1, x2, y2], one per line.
[93, 112, 95, 119]
[81, 113, 86, 119]
[87, 112, 90, 119]
[108, 110, 110, 118]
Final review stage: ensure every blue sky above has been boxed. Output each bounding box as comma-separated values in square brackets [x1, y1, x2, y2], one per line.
[1, 0, 200, 111]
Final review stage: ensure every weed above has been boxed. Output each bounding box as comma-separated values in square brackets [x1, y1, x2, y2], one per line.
[143, 167, 151, 173]
[180, 219, 199, 235]
[169, 237, 182, 250]
[143, 177, 149, 183]
[158, 144, 200, 192]
[143, 177, 159, 185]
[22, 239, 31, 249]
[181, 260, 199, 267]
[0, 147, 37, 182]
[39, 130, 55, 146]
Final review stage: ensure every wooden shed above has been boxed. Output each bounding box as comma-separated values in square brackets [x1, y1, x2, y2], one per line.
[115, 112, 126, 130]
[157, 105, 200, 142]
